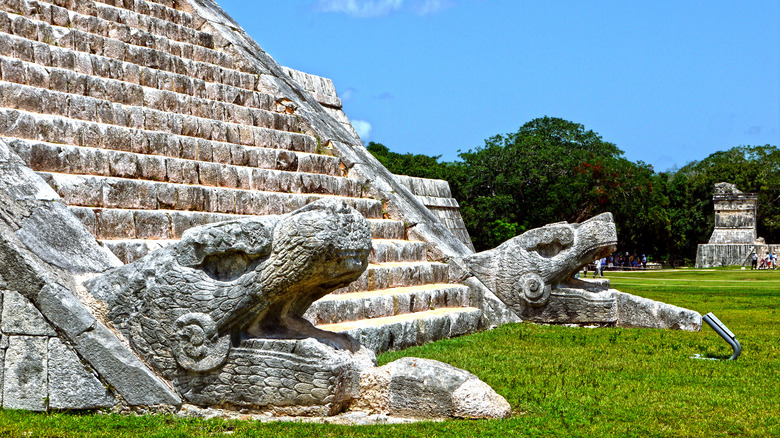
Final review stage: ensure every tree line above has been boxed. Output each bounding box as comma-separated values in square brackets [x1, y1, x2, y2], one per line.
[368, 117, 780, 266]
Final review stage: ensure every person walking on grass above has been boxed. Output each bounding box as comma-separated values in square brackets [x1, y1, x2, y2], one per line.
[593, 257, 602, 278]
[751, 252, 758, 270]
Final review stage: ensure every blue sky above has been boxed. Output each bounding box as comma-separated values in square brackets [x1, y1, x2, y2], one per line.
[216, 1, 779, 171]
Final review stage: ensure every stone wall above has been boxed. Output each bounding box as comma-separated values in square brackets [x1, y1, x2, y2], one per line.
[695, 244, 754, 268]
[696, 243, 780, 268]
[0, 289, 116, 411]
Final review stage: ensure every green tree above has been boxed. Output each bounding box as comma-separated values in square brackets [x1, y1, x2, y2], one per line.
[668, 145, 780, 262]
[366, 142, 448, 180]
[451, 117, 658, 251]
[366, 121, 779, 265]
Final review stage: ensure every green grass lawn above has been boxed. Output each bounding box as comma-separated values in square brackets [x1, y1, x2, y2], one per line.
[1, 269, 778, 437]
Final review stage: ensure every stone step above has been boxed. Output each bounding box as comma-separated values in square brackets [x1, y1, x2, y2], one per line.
[304, 284, 471, 325]
[0, 111, 333, 181]
[317, 307, 483, 353]
[0, 107, 317, 166]
[0, 80, 305, 150]
[0, 29, 285, 117]
[368, 219, 405, 240]
[14, 139, 357, 195]
[73, 208, 401, 242]
[3, 1, 233, 73]
[0, 10, 260, 93]
[8, 136, 340, 178]
[41, 172, 383, 218]
[0, 53, 294, 131]
[71, 207, 241, 240]
[91, 1, 209, 49]
[334, 261, 450, 294]
[96, 0, 196, 30]
[28, 0, 213, 64]
[370, 239, 427, 263]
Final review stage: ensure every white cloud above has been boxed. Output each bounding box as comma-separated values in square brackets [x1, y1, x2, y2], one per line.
[413, 0, 453, 15]
[340, 87, 356, 101]
[351, 120, 372, 140]
[315, 0, 453, 17]
[316, 0, 403, 18]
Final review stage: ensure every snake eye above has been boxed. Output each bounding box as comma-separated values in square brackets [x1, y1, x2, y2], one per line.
[195, 250, 267, 282]
[531, 240, 571, 258]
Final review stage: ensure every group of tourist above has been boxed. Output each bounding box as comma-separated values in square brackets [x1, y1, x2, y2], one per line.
[750, 252, 777, 270]
[606, 253, 647, 270]
[578, 253, 650, 278]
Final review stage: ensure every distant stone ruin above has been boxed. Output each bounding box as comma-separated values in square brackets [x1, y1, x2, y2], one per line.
[696, 183, 779, 267]
[0, 0, 700, 417]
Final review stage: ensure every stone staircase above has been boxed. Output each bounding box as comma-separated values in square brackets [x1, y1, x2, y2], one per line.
[0, 0, 481, 352]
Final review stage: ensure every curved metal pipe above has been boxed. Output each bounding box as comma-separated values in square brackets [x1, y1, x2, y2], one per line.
[702, 312, 741, 360]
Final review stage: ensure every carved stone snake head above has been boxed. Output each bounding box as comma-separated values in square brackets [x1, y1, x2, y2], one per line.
[86, 199, 372, 376]
[463, 213, 618, 319]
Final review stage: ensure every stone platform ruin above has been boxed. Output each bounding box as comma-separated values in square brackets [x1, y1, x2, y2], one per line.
[696, 183, 779, 268]
[0, 0, 701, 417]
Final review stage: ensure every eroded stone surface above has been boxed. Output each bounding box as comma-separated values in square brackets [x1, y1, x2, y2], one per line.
[3, 336, 48, 411]
[1, 290, 56, 336]
[353, 357, 510, 419]
[615, 292, 702, 331]
[48, 337, 116, 410]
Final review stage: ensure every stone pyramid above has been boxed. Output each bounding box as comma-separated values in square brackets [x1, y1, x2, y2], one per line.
[0, 0, 503, 410]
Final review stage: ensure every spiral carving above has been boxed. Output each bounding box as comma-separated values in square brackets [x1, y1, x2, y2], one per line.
[173, 313, 230, 372]
[514, 273, 551, 307]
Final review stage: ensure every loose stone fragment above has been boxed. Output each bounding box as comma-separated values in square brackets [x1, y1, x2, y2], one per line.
[354, 357, 510, 419]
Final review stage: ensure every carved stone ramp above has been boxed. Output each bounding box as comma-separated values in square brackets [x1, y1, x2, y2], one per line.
[0, 139, 180, 410]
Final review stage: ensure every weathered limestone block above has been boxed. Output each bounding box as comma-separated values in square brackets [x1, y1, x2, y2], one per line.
[615, 292, 701, 331]
[462, 276, 522, 329]
[353, 358, 510, 419]
[369, 220, 405, 240]
[462, 213, 701, 330]
[71, 323, 180, 407]
[3, 336, 48, 411]
[85, 199, 377, 409]
[47, 337, 116, 410]
[0, 140, 120, 274]
[1, 290, 56, 336]
[305, 284, 471, 325]
[335, 308, 483, 352]
[369, 240, 427, 263]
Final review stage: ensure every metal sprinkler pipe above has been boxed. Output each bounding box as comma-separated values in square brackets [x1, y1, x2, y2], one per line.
[702, 312, 741, 360]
